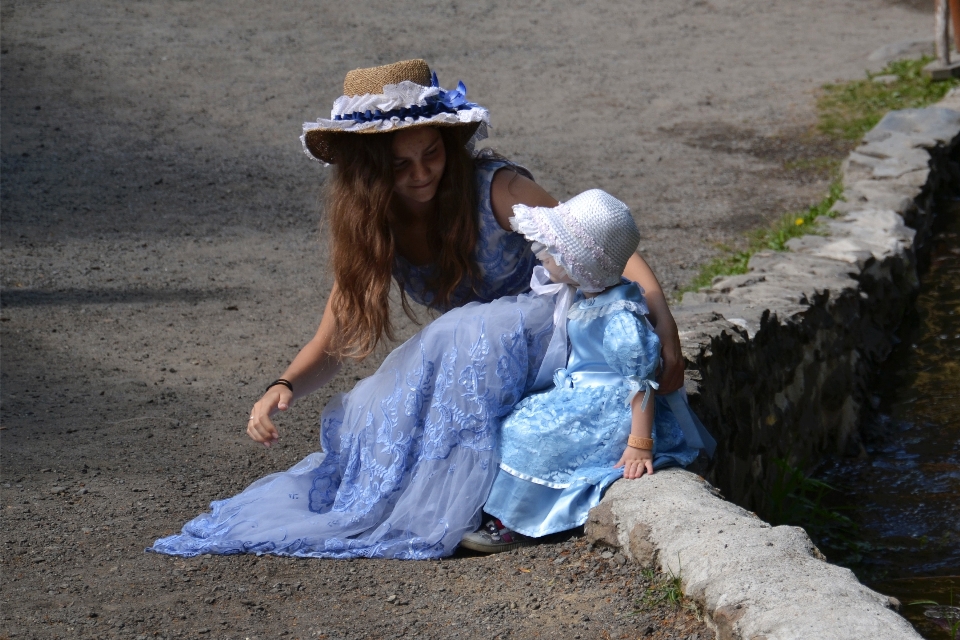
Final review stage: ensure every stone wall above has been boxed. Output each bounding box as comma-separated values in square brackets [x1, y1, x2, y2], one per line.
[587, 91, 960, 639]
[678, 95, 960, 513]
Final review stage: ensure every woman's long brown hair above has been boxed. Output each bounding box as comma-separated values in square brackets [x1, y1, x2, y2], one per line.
[325, 127, 480, 359]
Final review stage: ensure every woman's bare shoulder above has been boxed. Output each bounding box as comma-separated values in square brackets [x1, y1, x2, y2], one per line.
[489, 167, 559, 231]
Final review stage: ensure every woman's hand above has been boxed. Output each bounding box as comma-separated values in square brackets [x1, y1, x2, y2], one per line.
[244, 290, 346, 448]
[615, 446, 654, 479]
[653, 313, 684, 394]
[246, 386, 293, 447]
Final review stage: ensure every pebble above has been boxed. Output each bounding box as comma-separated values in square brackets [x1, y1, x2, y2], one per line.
[50, 486, 65, 494]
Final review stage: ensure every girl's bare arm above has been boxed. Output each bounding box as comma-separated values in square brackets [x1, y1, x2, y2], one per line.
[615, 390, 655, 479]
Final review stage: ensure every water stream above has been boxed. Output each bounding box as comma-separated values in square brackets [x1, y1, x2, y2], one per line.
[813, 201, 960, 639]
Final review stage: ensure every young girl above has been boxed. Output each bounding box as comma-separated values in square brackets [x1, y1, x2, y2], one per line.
[461, 189, 717, 553]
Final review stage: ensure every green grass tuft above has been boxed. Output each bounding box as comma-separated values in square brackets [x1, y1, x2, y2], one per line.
[634, 559, 702, 621]
[818, 56, 960, 141]
[683, 177, 844, 293]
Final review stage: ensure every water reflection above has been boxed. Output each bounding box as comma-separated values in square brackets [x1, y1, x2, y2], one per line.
[815, 202, 960, 639]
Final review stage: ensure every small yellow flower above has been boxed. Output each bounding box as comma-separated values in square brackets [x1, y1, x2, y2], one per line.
[795, 218, 805, 226]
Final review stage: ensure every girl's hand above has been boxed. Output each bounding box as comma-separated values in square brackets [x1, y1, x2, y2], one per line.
[246, 386, 293, 447]
[615, 446, 654, 479]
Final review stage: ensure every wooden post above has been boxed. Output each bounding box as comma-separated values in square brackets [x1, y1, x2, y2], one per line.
[951, 0, 960, 53]
[936, 0, 951, 65]
[927, 0, 960, 78]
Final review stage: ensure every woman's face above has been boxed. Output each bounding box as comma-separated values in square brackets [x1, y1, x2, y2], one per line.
[391, 127, 447, 207]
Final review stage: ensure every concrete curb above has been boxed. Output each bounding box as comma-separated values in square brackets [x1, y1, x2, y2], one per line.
[589, 469, 915, 640]
[590, 87, 960, 639]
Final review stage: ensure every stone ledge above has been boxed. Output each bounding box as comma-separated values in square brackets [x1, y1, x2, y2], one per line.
[594, 88, 959, 639]
[589, 469, 914, 640]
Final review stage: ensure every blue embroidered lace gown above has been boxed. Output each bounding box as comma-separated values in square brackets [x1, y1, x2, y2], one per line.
[149, 160, 550, 560]
[483, 282, 704, 538]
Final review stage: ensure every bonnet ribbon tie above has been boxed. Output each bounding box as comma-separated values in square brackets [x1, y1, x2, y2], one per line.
[529, 266, 576, 391]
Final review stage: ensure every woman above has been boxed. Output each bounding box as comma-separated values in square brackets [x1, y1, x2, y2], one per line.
[150, 59, 683, 559]
[247, 59, 684, 446]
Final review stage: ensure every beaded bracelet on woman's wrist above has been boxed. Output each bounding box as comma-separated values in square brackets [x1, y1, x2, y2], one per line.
[266, 378, 294, 394]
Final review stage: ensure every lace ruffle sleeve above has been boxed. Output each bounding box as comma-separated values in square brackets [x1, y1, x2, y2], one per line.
[601, 311, 661, 408]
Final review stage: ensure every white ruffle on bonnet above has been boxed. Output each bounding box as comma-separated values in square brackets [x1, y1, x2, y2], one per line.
[510, 189, 641, 292]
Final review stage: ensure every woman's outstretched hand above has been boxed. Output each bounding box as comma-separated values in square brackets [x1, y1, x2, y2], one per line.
[615, 446, 654, 479]
[246, 386, 293, 447]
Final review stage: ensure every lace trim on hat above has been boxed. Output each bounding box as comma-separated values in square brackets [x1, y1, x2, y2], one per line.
[331, 80, 441, 118]
[558, 202, 618, 276]
[566, 298, 650, 323]
[304, 108, 489, 135]
[304, 75, 489, 133]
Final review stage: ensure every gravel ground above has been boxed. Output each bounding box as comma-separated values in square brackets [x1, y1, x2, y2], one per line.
[0, 0, 931, 638]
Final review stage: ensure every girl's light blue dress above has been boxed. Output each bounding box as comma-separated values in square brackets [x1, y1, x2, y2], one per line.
[483, 282, 709, 538]
[149, 160, 551, 560]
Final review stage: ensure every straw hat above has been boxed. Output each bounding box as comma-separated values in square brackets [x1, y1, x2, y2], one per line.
[301, 59, 490, 164]
[510, 190, 641, 293]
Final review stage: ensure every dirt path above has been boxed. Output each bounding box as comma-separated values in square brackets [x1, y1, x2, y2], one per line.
[1, 0, 931, 638]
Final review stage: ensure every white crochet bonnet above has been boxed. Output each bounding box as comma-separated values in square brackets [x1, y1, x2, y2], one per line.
[510, 189, 641, 292]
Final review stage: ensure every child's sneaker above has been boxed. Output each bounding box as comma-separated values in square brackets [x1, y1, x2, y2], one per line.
[460, 518, 532, 553]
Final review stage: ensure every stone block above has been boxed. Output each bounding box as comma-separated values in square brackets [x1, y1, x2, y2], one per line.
[784, 235, 874, 268]
[924, 59, 960, 81]
[856, 130, 932, 161]
[825, 208, 915, 260]
[938, 87, 960, 111]
[864, 107, 960, 147]
[747, 251, 858, 282]
[888, 168, 930, 188]
[844, 148, 929, 179]
[584, 501, 619, 549]
[849, 178, 919, 200]
[596, 469, 922, 640]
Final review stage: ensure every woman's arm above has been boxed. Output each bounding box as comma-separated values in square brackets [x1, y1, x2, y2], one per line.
[489, 168, 558, 229]
[246, 287, 345, 447]
[624, 254, 684, 394]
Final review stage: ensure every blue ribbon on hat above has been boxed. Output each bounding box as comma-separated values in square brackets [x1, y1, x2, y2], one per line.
[334, 78, 480, 123]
